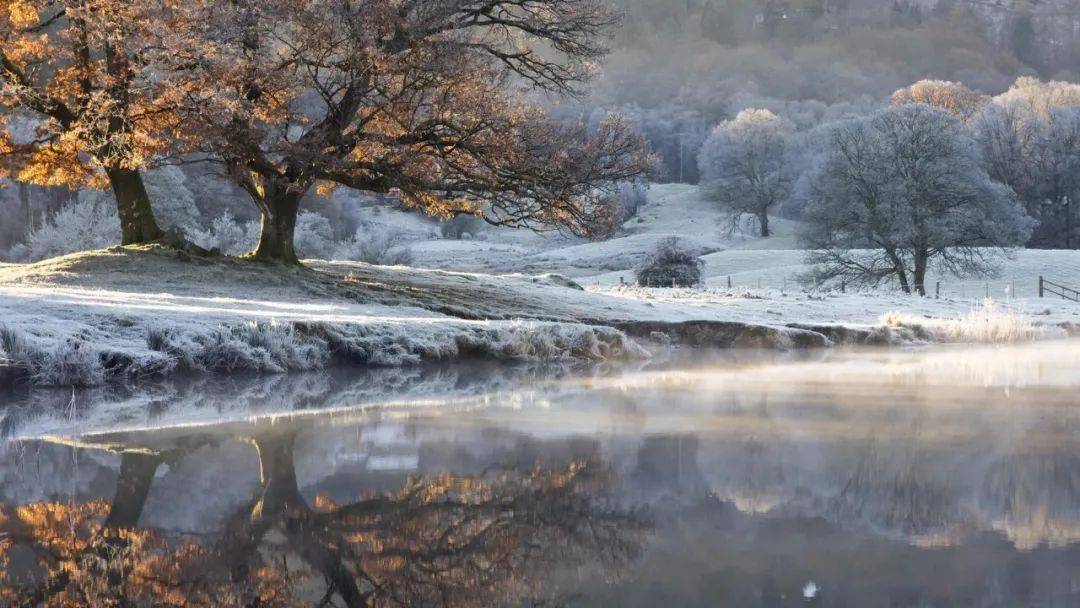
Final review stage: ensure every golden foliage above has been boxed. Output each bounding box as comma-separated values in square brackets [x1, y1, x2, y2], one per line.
[0, 497, 295, 607]
[6, 0, 38, 27]
[314, 180, 337, 197]
[16, 134, 106, 188]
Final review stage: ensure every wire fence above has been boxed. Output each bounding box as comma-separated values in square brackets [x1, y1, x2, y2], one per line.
[602, 274, 1080, 302]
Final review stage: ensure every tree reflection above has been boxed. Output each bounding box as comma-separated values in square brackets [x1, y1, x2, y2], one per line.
[0, 429, 647, 607]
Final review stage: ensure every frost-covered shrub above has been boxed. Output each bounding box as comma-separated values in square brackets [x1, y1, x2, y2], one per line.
[293, 210, 336, 259]
[439, 214, 485, 239]
[187, 212, 259, 255]
[335, 227, 414, 265]
[24, 196, 120, 261]
[5, 243, 27, 262]
[635, 237, 704, 287]
[614, 181, 648, 223]
[0, 325, 35, 368]
[298, 320, 647, 366]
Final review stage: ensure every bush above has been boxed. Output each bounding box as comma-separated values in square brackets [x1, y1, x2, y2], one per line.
[335, 226, 414, 265]
[635, 237, 704, 287]
[439, 214, 485, 240]
[187, 212, 259, 255]
[23, 196, 120, 261]
[293, 210, 336, 259]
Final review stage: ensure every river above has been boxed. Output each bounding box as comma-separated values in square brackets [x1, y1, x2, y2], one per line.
[2, 340, 1080, 606]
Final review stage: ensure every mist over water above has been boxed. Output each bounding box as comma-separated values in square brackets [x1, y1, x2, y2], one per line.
[3, 341, 1080, 605]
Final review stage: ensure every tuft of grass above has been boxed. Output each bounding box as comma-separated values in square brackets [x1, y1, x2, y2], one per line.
[34, 339, 105, 387]
[147, 321, 329, 373]
[880, 298, 1044, 344]
[940, 298, 1042, 344]
[0, 325, 33, 365]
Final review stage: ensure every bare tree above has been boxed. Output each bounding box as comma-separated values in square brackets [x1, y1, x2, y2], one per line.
[798, 104, 1033, 295]
[697, 109, 793, 237]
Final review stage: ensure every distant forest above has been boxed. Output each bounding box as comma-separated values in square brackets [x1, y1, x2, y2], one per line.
[562, 0, 1080, 183]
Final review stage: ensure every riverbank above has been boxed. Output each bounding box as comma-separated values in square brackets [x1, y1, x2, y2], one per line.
[0, 246, 1070, 387]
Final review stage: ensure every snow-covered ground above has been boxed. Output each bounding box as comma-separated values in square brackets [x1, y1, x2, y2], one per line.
[0, 249, 655, 386]
[1, 183, 1077, 387]
[384, 181, 1080, 327]
[405, 183, 802, 276]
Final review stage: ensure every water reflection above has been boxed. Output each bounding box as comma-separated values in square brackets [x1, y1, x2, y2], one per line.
[4, 340, 1080, 605]
[1, 422, 647, 606]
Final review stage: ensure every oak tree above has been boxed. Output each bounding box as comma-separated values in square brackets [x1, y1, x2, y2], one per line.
[157, 0, 649, 263]
[0, 0, 173, 244]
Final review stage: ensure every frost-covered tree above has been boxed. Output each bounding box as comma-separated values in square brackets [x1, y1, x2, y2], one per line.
[995, 77, 1080, 120]
[1038, 108, 1080, 248]
[970, 101, 1043, 207]
[23, 195, 120, 261]
[186, 212, 258, 256]
[292, 211, 335, 260]
[698, 109, 793, 237]
[972, 80, 1080, 248]
[798, 104, 1034, 295]
[890, 80, 987, 123]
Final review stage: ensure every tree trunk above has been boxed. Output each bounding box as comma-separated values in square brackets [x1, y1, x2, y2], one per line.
[910, 248, 929, 297]
[1066, 195, 1073, 249]
[912, 262, 927, 297]
[251, 431, 306, 519]
[758, 211, 770, 238]
[18, 182, 32, 234]
[251, 192, 301, 264]
[104, 451, 162, 529]
[104, 166, 163, 245]
[250, 431, 367, 605]
[895, 267, 911, 294]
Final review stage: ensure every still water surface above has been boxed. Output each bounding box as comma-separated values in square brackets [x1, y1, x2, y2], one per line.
[3, 341, 1080, 606]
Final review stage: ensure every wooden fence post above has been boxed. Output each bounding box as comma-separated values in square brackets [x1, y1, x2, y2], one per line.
[1039, 275, 1044, 298]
